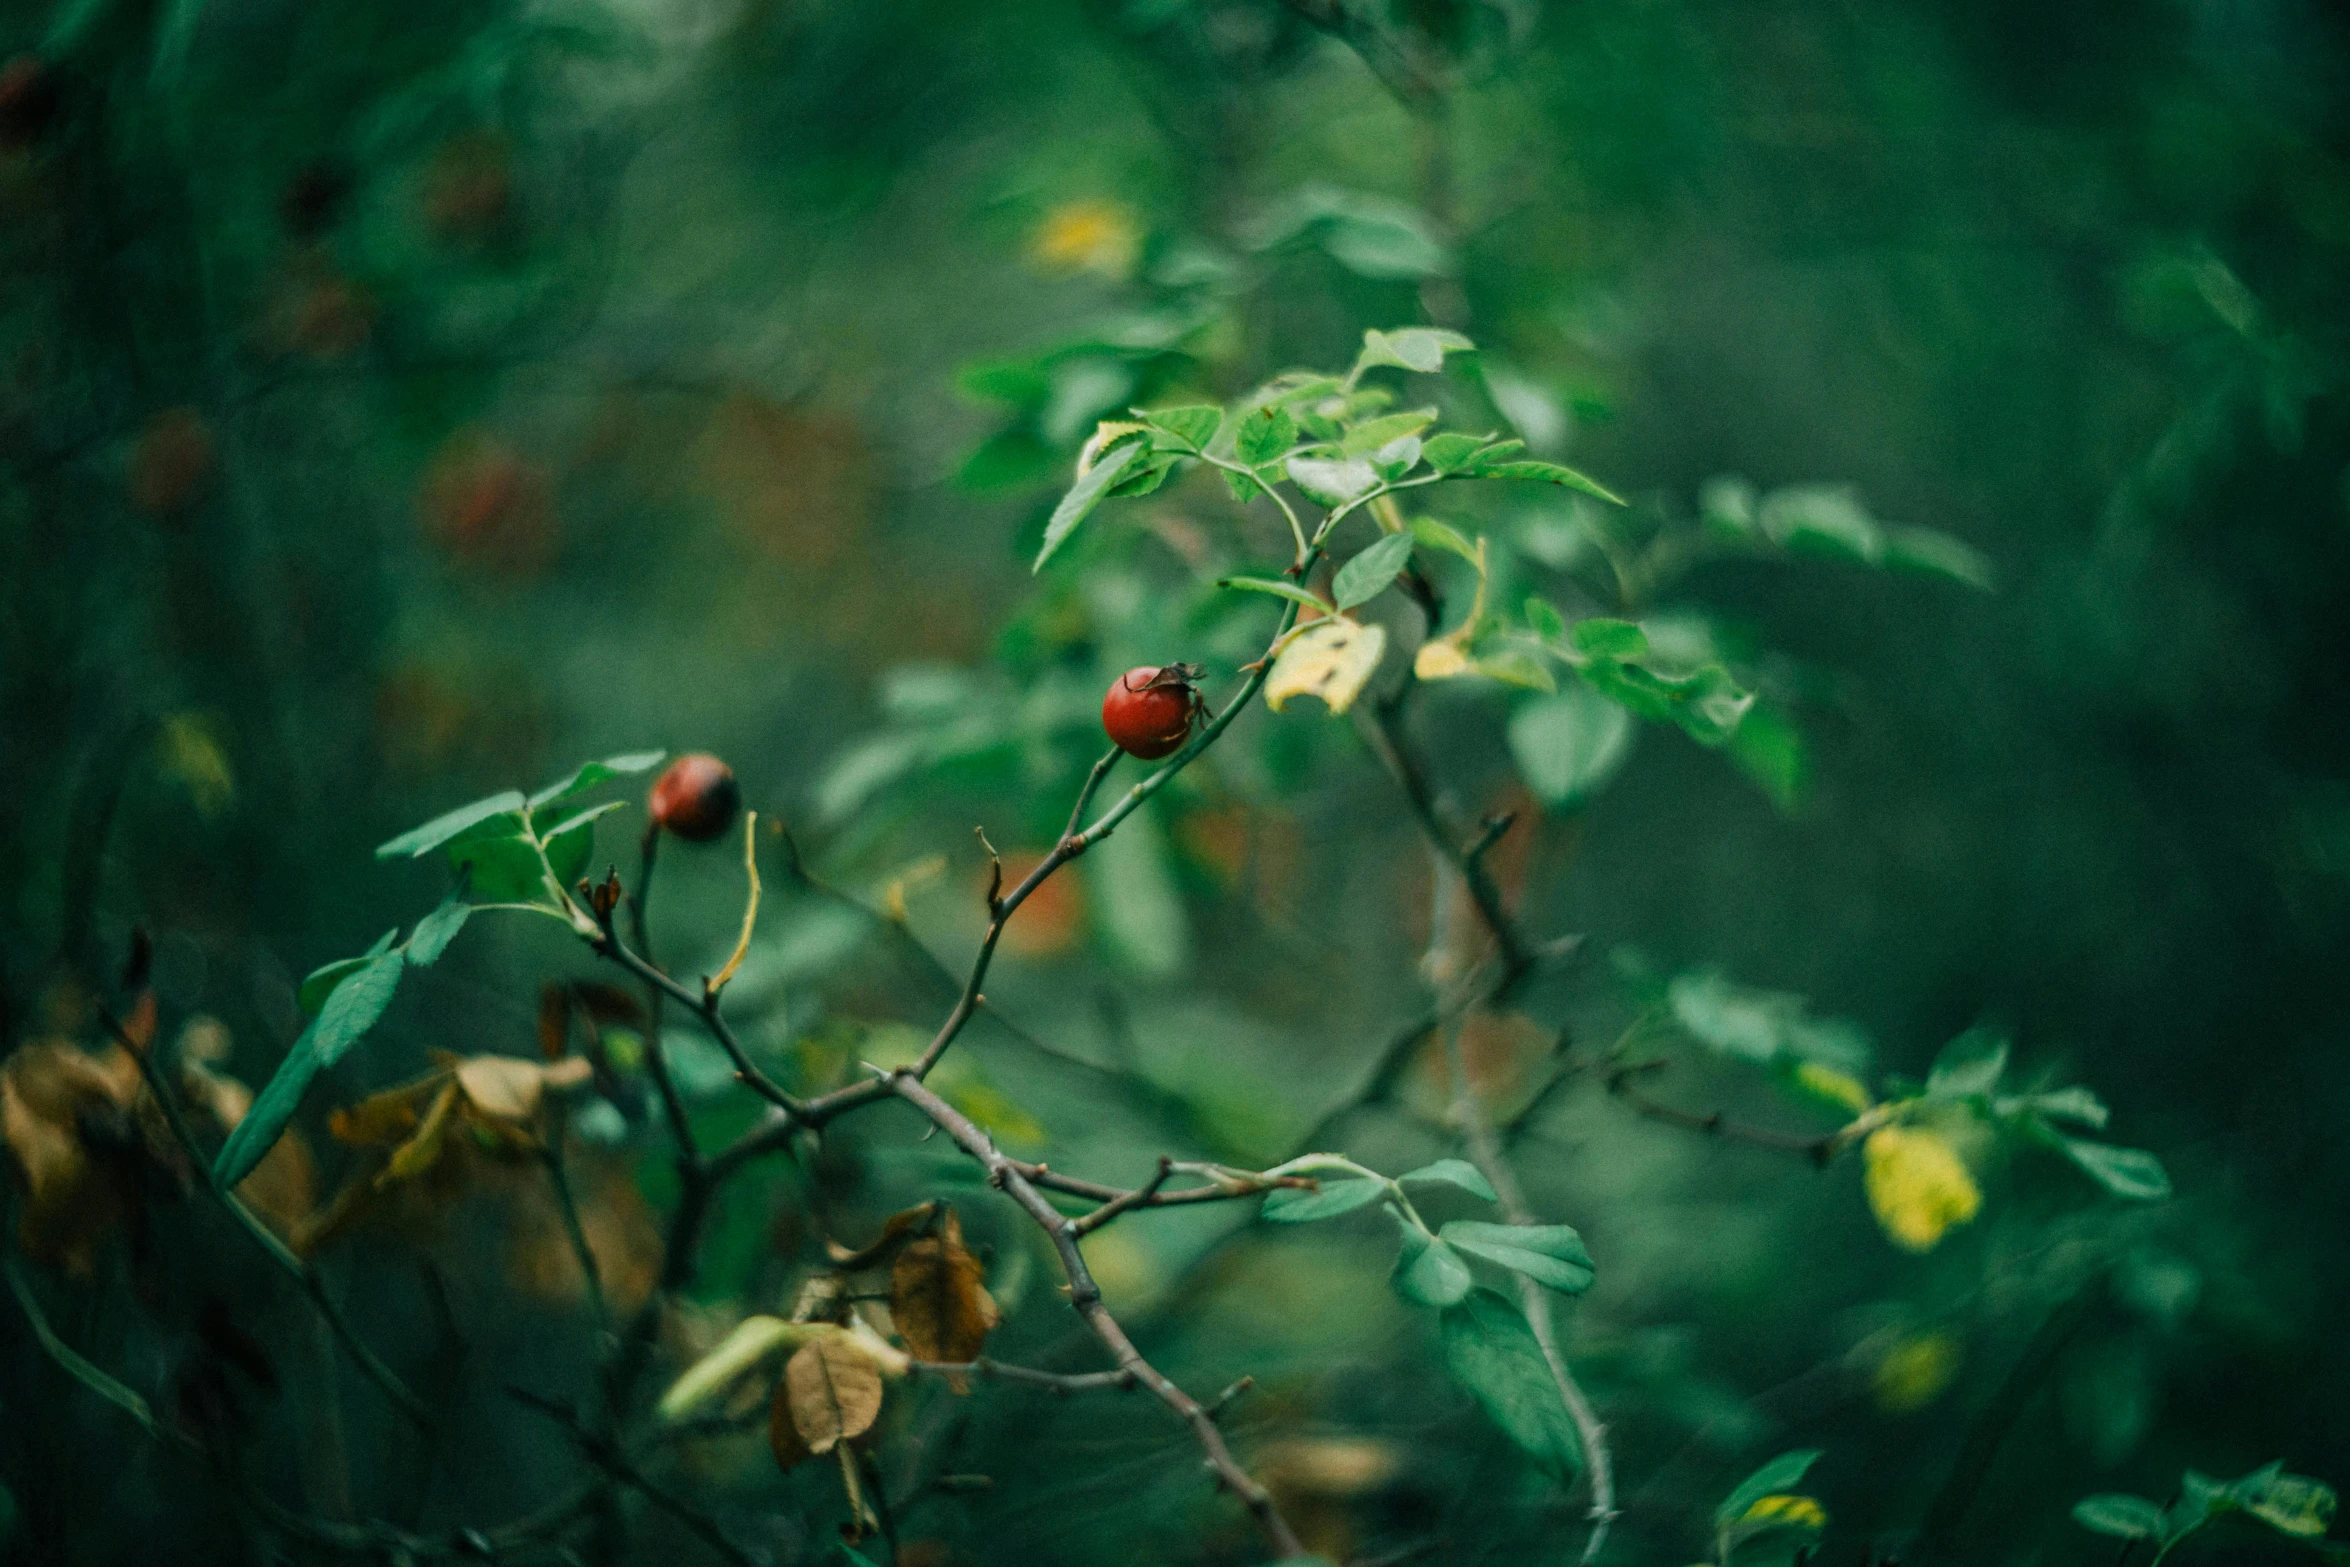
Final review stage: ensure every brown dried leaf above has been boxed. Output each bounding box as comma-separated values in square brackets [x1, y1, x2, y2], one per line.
[328, 1071, 451, 1145]
[1, 1043, 141, 1275]
[454, 1053, 594, 1131]
[889, 1207, 999, 1382]
[536, 983, 570, 1061]
[569, 983, 646, 1028]
[826, 1201, 940, 1271]
[783, 1335, 883, 1455]
[768, 1376, 814, 1472]
[383, 1080, 461, 1184]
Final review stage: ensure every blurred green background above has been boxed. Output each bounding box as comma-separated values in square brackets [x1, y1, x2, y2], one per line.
[4, 0, 2348, 1562]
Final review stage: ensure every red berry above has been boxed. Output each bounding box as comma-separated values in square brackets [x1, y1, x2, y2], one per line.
[649, 754, 740, 842]
[1101, 665, 1203, 760]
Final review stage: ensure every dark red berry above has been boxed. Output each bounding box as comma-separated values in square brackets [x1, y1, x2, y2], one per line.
[0, 55, 62, 150]
[649, 753, 740, 842]
[1101, 665, 1203, 760]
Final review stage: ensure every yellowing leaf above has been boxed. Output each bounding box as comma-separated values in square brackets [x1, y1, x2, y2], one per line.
[1864, 1125, 1981, 1252]
[2244, 1474, 2337, 1538]
[157, 712, 235, 819]
[453, 1053, 593, 1127]
[659, 1314, 796, 1421]
[1740, 1494, 1827, 1531]
[1030, 200, 1140, 278]
[1872, 1330, 1961, 1413]
[1414, 638, 1473, 680]
[890, 1207, 1001, 1386]
[1793, 1062, 1874, 1115]
[784, 1335, 884, 1454]
[1267, 619, 1386, 715]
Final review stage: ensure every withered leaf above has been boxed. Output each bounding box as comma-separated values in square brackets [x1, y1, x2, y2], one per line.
[328, 1071, 451, 1145]
[768, 1376, 814, 1472]
[889, 1206, 999, 1382]
[2, 1042, 145, 1275]
[784, 1335, 883, 1454]
[455, 1053, 595, 1127]
[536, 983, 570, 1061]
[827, 1200, 940, 1271]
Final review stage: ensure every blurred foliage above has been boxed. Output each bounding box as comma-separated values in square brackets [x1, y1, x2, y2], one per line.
[5, 0, 2350, 1563]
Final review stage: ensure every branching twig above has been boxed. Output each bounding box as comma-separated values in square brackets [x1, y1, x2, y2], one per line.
[905, 1358, 1139, 1395]
[1605, 1060, 1839, 1163]
[886, 1071, 1305, 1558]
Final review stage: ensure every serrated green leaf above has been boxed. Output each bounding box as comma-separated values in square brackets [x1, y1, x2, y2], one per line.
[1472, 650, 1555, 692]
[448, 831, 551, 903]
[1393, 1228, 1475, 1306]
[1236, 404, 1298, 466]
[1396, 1158, 1496, 1201]
[1440, 1221, 1595, 1293]
[1354, 327, 1475, 377]
[1522, 596, 1567, 640]
[1465, 459, 1624, 506]
[2062, 1140, 2172, 1201]
[1286, 456, 1379, 507]
[1340, 410, 1438, 456]
[404, 896, 471, 967]
[1218, 575, 1334, 613]
[1568, 618, 1648, 659]
[1332, 533, 1415, 611]
[1140, 404, 1221, 452]
[526, 751, 666, 810]
[1034, 443, 1141, 573]
[2072, 1495, 2165, 1540]
[214, 951, 404, 1188]
[297, 929, 397, 1015]
[1439, 1288, 1581, 1479]
[1261, 1176, 1388, 1223]
[1424, 432, 1493, 474]
[1715, 1451, 1824, 1530]
[376, 791, 527, 859]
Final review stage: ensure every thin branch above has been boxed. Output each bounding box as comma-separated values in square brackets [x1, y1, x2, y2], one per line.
[1605, 1060, 1838, 1162]
[886, 1071, 1305, 1559]
[905, 1358, 1139, 1395]
[626, 824, 700, 1163]
[97, 1004, 433, 1430]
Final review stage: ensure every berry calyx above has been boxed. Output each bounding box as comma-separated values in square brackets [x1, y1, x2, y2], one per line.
[1101, 665, 1204, 760]
[649, 754, 741, 842]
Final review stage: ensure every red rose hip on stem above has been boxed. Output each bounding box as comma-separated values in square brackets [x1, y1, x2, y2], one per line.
[649, 753, 741, 842]
[1102, 665, 1203, 760]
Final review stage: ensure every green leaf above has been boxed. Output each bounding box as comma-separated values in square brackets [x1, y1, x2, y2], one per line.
[1438, 1288, 1581, 1479]
[376, 790, 527, 859]
[1715, 1450, 1824, 1530]
[214, 951, 404, 1188]
[297, 929, 397, 1015]
[1667, 969, 1872, 1075]
[1439, 1221, 1595, 1294]
[1883, 525, 1995, 590]
[1034, 443, 1141, 573]
[526, 751, 666, 810]
[540, 808, 615, 892]
[1759, 486, 1881, 563]
[404, 896, 472, 967]
[2012, 1085, 2110, 1129]
[1285, 456, 1379, 507]
[1332, 533, 1416, 611]
[1340, 410, 1438, 456]
[1236, 405, 1298, 466]
[1140, 405, 1222, 452]
[1508, 687, 1635, 807]
[1397, 1159, 1497, 1201]
[1354, 327, 1475, 378]
[1218, 576, 1335, 614]
[1925, 1028, 2008, 1101]
[2062, 1139, 2172, 1201]
[1424, 432, 1493, 475]
[1222, 466, 1263, 505]
[1369, 435, 1423, 481]
[1393, 1228, 1475, 1307]
[1568, 618, 1648, 659]
[2240, 1471, 2338, 1539]
[1726, 705, 1808, 813]
[1261, 1177, 1388, 1223]
[1465, 459, 1624, 506]
[1522, 596, 1567, 641]
[2072, 1495, 2166, 1540]
[1409, 517, 1480, 564]
[448, 831, 553, 904]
